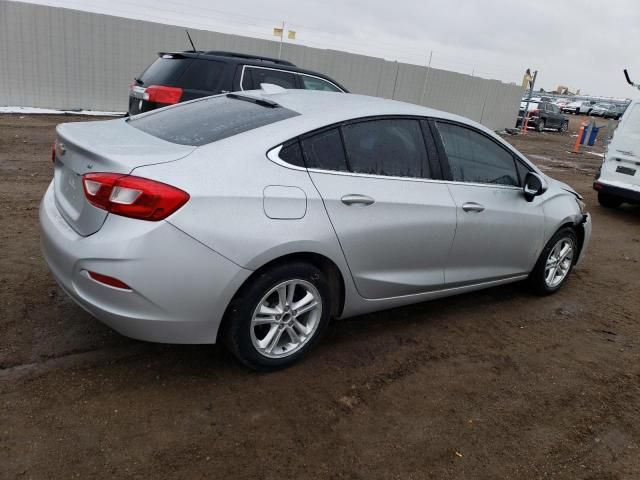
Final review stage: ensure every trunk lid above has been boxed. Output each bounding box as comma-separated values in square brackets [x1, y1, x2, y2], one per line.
[53, 118, 195, 236]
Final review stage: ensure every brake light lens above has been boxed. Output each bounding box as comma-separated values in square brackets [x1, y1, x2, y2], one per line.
[51, 140, 57, 163]
[82, 173, 189, 221]
[145, 85, 183, 104]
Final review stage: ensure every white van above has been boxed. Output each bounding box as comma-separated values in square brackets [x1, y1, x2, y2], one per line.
[594, 98, 640, 207]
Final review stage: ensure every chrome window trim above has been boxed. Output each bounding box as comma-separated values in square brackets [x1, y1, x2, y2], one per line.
[240, 65, 344, 93]
[306, 167, 523, 190]
[267, 142, 521, 190]
[266, 145, 307, 171]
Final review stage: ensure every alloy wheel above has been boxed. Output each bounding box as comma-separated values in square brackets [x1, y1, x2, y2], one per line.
[250, 279, 322, 359]
[544, 238, 574, 288]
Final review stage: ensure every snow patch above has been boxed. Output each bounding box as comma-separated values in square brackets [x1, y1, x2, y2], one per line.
[0, 106, 124, 116]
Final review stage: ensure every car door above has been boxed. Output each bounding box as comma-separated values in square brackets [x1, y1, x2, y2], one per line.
[550, 104, 564, 126]
[432, 120, 545, 286]
[303, 118, 457, 299]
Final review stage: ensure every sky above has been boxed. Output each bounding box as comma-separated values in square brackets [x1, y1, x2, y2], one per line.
[14, 0, 640, 99]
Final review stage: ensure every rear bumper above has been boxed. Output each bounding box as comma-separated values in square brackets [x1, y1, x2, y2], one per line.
[593, 179, 640, 204]
[40, 182, 252, 343]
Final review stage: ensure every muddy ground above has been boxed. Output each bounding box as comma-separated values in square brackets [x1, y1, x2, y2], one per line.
[1, 113, 639, 479]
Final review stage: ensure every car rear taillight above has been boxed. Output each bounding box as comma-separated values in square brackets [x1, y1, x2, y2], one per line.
[51, 140, 57, 163]
[145, 85, 183, 104]
[82, 173, 189, 221]
[530, 109, 539, 115]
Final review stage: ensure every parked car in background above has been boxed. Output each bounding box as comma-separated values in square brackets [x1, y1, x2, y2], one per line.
[562, 100, 594, 115]
[42, 87, 591, 370]
[594, 98, 640, 207]
[553, 98, 572, 109]
[517, 101, 569, 132]
[603, 104, 628, 120]
[128, 50, 348, 115]
[589, 103, 615, 117]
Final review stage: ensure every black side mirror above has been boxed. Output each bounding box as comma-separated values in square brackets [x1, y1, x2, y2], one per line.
[523, 172, 548, 202]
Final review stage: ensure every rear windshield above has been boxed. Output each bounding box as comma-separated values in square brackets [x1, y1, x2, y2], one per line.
[139, 56, 192, 86]
[128, 95, 300, 146]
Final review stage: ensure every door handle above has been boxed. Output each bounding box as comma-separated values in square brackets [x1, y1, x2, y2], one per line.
[462, 202, 485, 213]
[341, 194, 375, 206]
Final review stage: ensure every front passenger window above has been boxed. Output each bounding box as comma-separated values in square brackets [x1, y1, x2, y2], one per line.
[436, 122, 519, 186]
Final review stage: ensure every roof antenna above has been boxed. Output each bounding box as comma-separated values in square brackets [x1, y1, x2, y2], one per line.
[185, 30, 197, 52]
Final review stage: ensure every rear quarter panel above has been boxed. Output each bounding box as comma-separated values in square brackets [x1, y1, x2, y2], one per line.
[130, 129, 352, 277]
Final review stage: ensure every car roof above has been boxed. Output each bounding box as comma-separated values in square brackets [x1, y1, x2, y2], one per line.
[159, 50, 349, 91]
[237, 88, 496, 137]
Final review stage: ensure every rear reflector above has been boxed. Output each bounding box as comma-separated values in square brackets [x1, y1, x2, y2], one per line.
[145, 85, 183, 104]
[82, 173, 189, 221]
[87, 271, 131, 290]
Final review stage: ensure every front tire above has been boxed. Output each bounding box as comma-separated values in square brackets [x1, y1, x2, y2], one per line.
[528, 228, 577, 295]
[559, 120, 569, 133]
[598, 191, 623, 208]
[536, 119, 545, 132]
[222, 262, 332, 371]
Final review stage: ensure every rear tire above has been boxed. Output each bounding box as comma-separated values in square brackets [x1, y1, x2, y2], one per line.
[598, 191, 623, 208]
[222, 262, 332, 371]
[528, 228, 577, 295]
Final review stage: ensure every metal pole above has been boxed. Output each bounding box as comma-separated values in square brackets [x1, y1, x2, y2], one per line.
[521, 70, 538, 133]
[278, 21, 284, 59]
[419, 50, 433, 105]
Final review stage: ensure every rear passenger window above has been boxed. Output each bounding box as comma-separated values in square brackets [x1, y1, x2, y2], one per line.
[242, 67, 296, 90]
[278, 141, 305, 167]
[301, 129, 348, 172]
[179, 59, 225, 92]
[436, 122, 519, 186]
[300, 75, 341, 92]
[342, 119, 429, 178]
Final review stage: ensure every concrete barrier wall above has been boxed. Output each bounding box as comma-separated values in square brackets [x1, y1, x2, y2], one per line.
[0, 1, 523, 129]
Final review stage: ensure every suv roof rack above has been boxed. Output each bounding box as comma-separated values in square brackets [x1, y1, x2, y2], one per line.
[202, 51, 296, 66]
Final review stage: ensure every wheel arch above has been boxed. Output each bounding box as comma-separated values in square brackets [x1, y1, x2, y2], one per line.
[550, 220, 584, 264]
[218, 251, 347, 341]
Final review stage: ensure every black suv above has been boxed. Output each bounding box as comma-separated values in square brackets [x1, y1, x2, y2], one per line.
[516, 101, 569, 132]
[129, 51, 348, 115]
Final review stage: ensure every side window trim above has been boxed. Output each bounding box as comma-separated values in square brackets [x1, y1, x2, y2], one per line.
[267, 141, 307, 171]
[272, 115, 456, 182]
[431, 118, 524, 189]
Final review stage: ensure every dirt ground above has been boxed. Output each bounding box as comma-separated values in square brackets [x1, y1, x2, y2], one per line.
[1, 113, 639, 479]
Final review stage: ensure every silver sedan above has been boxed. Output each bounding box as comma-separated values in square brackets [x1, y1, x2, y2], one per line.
[40, 88, 592, 370]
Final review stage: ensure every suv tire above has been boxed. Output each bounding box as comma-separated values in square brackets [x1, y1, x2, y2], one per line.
[598, 191, 623, 208]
